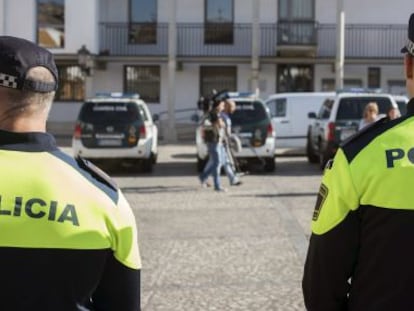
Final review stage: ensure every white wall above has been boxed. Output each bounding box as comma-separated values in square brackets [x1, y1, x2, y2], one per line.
[176, 0, 203, 22]
[93, 62, 124, 93]
[314, 63, 406, 93]
[381, 65, 405, 88]
[317, 0, 412, 24]
[1, 0, 99, 53]
[3, 0, 35, 39]
[174, 63, 201, 110]
[0, 0, 4, 34]
[100, 0, 128, 22]
[48, 102, 82, 122]
[54, 0, 99, 54]
[261, 0, 277, 23]
[259, 63, 277, 97]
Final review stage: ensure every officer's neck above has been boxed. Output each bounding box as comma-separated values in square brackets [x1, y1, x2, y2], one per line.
[0, 116, 46, 133]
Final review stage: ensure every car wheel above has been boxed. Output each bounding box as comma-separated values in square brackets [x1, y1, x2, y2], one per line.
[142, 158, 153, 173]
[151, 152, 158, 164]
[197, 156, 207, 172]
[264, 156, 276, 172]
[306, 135, 319, 164]
[318, 148, 329, 170]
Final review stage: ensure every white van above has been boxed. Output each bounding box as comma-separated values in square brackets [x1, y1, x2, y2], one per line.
[264, 92, 335, 149]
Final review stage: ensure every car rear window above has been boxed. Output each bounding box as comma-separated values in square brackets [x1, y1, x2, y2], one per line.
[337, 97, 392, 120]
[396, 100, 407, 115]
[79, 102, 141, 123]
[231, 101, 268, 125]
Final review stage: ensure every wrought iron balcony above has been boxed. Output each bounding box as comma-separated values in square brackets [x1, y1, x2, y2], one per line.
[276, 20, 318, 46]
[98, 22, 406, 59]
[317, 24, 406, 58]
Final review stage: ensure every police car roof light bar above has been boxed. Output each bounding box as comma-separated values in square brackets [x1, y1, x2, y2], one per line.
[226, 91, 257, 98]
[336, 87, 383, 94]
[95, 92, 140, 99]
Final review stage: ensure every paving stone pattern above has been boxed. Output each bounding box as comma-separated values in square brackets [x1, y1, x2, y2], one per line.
[111, 144, 321, 311]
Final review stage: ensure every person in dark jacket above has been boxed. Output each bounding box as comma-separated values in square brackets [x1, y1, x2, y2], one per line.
[302, 13, 414, 311]
[0, 36, 141, 311]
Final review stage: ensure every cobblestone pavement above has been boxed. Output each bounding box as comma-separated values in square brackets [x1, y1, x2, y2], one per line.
[69, 144, 322, 311]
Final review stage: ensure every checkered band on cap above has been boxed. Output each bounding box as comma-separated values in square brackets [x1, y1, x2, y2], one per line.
[406, 39, 414, 56]
[0, 73, 18, 89]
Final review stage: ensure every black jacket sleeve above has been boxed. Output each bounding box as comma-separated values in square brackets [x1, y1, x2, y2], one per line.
[92, 253, 141, 311]
[302, 211, 360, 311]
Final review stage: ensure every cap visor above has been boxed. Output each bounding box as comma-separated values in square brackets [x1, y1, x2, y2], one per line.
[401, 46, 409, 53]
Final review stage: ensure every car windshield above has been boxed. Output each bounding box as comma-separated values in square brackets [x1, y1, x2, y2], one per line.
[79, 102, 141, 123]
[337, 97, 392, 120]
[231, 101, 268, 126]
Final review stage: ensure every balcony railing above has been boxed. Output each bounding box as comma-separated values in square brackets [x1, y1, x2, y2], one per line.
[276, 21, 318, 46]
[317, 24, 406, 58]
[98, 22, 406, 59]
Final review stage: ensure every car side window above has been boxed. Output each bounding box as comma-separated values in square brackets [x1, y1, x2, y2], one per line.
[274, 99, 287, 117]
[318, 99, 333, 119]
[138, 105, 149, 121]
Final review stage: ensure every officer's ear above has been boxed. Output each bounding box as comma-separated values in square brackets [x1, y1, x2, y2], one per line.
[405, 54, 414, 79]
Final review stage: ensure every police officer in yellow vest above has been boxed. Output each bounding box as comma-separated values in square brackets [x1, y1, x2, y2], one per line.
[0, 36, 141, 310]
[303, 13, 414, 310]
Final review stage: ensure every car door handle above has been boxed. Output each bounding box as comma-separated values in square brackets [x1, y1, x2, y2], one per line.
[281, 120, 290, 124]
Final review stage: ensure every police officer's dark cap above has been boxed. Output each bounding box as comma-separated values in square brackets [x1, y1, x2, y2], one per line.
[0, 36, 58, 93]
[401, 13, 414, 56]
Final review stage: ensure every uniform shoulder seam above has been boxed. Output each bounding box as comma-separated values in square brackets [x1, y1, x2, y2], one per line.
[341, 116, 406, 163]
[75, 156, 118, 192]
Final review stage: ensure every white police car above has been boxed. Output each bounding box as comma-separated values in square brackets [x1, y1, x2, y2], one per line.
[196, 92, 276, 172]
[72, 92, 158, 172]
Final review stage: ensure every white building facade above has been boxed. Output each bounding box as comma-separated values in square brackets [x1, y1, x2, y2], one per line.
[0, 0, 411, 139]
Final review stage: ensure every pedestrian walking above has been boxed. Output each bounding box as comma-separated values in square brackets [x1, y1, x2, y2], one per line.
[221, 99, 242, 186]
[0, 36, 141, 310]
[199, 99, 227, 192]
[302, 13, 414, 310]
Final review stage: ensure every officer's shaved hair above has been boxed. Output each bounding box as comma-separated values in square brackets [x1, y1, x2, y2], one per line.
[2, 66, 56, 118]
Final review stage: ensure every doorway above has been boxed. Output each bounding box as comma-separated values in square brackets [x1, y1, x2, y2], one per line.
[277, 64, 313, 92]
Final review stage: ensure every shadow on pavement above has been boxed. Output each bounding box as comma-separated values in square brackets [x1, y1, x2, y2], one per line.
[121, 185, 195, 194]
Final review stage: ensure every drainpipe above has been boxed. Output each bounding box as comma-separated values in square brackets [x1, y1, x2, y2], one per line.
[335, 0, 345, 90]
[2, 0, 7, 34]
[166, 0, 177, 142]
[251, 0, 260, 93]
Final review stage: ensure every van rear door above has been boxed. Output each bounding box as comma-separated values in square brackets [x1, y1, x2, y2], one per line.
[266, 97, 292, 146]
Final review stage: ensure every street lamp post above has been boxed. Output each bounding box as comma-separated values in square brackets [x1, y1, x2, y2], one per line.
[167, 0, 177, 142]
[77, 45, 94, 98]
[77, 45, 93, 76]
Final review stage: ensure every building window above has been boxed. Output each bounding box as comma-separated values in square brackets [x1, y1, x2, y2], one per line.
[125, 66, 160, 103]
[37, 0, 65, 48]
[200, 66, 237, 97]
[279, 0, 314, 20]
[368, 67, 381, 89]
[129, 0, 157, 44]
[205, 0, 234, 44]
[55, 66, 84, 101]
[321, 78, 363, 91]
[277, 0, 316, 45]
[277, 65, 313, 92]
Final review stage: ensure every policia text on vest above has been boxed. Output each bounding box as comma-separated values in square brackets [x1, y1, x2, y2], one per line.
[0, 196, 79, 226]
[386, 148, 414, 167]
